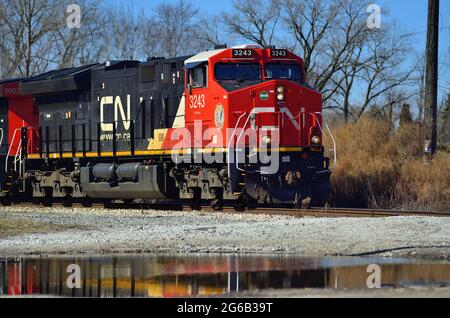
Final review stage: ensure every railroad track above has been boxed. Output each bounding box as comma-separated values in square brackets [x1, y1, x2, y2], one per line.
[1, 200, 449, 218]
[217, 207, 450, 218]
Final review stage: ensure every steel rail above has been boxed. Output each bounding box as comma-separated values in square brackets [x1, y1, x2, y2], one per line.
[1, 201, 449, 218]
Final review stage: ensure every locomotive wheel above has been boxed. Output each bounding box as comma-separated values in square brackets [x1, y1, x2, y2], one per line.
[62, 195, 73, 207]
[234, 194, 248, 212]
[302, 197, 312, 209]
[190, 197, 202, 211]
[42, 193, 53, 207]
[81, 198, 93, 207]
[0, 195, 12, 206]
[295, 196, 312, 209]
[210, 188, 224, 211]
[294, 193, 301, 209]
[189, 188, 202, 211]
[31, 196, 41, 206]
[103, 199, 113, 209]
[211, 198, 224, 211]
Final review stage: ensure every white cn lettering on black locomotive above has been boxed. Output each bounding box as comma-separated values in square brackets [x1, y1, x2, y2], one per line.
[99, 94, 131, 141]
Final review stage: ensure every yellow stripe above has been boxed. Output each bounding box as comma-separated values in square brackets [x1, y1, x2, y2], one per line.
[279, 147, 305, 152]
[198, 148, 227, 153]
[27, 147, 311, 159]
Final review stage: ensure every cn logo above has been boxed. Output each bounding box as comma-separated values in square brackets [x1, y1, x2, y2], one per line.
[66, 4, 81, 29]
[367, 4, 381, 29]
[99, 95, 131, 132]
[366, 264, 381, 288]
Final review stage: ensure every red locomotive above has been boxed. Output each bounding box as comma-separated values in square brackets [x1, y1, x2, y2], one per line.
[0, 45, 333, 210]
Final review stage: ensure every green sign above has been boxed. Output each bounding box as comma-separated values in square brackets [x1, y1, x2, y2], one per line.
[260, 91, 269, 100]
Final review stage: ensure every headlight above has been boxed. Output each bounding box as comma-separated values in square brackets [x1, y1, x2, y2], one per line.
[276, 86, 285, 101]
[311, 135, 321, 144]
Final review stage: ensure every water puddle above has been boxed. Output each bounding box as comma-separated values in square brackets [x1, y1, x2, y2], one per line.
[0, 254, 449, 297]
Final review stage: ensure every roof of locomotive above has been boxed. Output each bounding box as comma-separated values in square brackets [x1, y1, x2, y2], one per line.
[140, 55, 192, 68]
[184, 45, 304, 69]
[185, 49, 227, 67]
[19, 59, 178, 96]
[0, 78, 24, 85]
[20, 63, 101, 95]
[0, 78, 26, 97]
[22, 63, 100, 83]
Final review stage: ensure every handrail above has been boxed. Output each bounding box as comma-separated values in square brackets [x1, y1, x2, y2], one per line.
[5, 128, 21, 172]
[13, 139, 22, 176]
[322, 117, 337, 166]
[0, 128, 3, 153]
[227, 112, 247, 178]
[311, 112, 337, 166]
[235, 112, 254, 172]
[235, 110, 282, 174]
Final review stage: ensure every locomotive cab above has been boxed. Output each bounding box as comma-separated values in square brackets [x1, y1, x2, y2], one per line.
[181, 45, 331, 207]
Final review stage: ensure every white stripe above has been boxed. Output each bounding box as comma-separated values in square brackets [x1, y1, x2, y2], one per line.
[260, 126, 278, 131]
[172, 95, 185, 128]
[252, 107, 275, 114]
[280, 107, 300, 130]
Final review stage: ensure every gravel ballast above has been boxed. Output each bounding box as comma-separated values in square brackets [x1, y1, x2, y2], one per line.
[0, 207, 449, 258]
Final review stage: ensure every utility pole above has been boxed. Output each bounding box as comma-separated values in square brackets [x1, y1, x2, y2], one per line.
[423, 0, 439, 159]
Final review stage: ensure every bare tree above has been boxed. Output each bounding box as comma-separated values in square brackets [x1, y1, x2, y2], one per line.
[355, 27, 416, 119]
[103, 5, 147, 61]
[222, 0, 419, 123]
[55, 0, 107, 67]
[438, 92, 450, 146]
[141, 17, 166, 60]
[283, 0, 339, 74]
[224, 0, 282, 47]
[306, 0, 371, 104]
[193, 17, 228, 48]
[282, 0, 417, 122]
[0, 0, 64, 77]
[0, 1, 7, 78]
[153, 0, 200, 57]
[327, 45, 368, 121]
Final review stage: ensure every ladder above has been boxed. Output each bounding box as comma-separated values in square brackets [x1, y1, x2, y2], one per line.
[227, 112, 246, 195]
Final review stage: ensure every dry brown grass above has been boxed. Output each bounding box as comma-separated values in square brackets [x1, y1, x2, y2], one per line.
[329, 117, 450, 211]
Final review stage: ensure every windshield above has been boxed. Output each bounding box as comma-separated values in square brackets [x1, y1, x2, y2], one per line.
[265, 63, 302, 81]
[215, 63, 261, 81]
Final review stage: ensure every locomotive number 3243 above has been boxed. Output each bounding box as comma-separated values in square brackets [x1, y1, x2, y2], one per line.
[189, 94, 205, 109]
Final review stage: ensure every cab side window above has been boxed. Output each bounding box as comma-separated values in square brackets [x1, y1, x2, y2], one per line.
[190, 64, 208, 88]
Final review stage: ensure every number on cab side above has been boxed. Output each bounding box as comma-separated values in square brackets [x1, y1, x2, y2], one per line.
[189, 94, 205, 109]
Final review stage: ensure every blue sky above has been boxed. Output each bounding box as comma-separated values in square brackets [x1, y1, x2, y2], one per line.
[105, 0, 450, 95]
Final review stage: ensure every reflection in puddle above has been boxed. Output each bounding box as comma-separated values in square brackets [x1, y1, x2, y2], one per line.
[0, 255, 449, 297]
